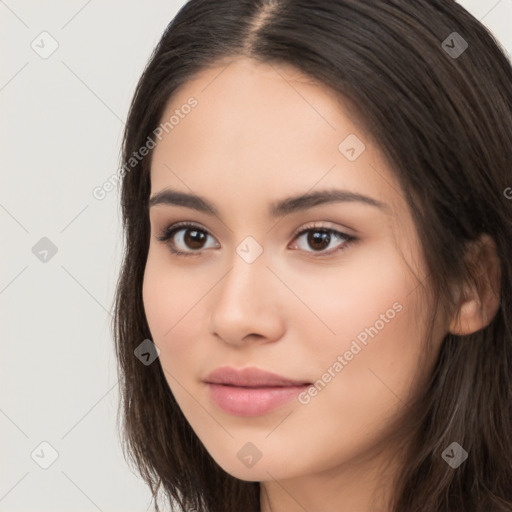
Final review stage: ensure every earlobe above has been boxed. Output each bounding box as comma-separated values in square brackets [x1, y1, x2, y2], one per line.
[449, 284, 485, 335]
[448, 234, 501, 336]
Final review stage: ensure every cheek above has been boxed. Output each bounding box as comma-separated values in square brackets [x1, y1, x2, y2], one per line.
[142, 248, 184, 353]
[278, 239, 421, 347]
[326, 303, 422, 400]
[142, 247, 214, 371]
[143, 247, 198, 337]
[289, 243, 427, 401]
[142, 256, 171, 340]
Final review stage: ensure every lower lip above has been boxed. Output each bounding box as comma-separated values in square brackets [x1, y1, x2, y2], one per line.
[206, 383, 310, 417]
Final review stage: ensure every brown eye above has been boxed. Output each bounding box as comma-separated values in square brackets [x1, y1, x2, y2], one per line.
[307, 230, 332, 251]
[183, 228, 208, 249]
[157, 222, 219, 256]
[290, 226, 355, 256]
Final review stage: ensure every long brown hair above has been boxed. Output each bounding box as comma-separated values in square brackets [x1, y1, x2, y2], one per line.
[112, 1, 512, 510]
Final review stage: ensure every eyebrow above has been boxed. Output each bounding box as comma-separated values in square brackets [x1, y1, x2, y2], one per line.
[148, 188, 389, 217]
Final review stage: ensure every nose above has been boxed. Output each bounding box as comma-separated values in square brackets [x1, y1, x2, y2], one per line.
[209, 248, 286, 347]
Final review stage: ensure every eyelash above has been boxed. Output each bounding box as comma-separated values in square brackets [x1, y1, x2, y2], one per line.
[156, 221, 357, 258]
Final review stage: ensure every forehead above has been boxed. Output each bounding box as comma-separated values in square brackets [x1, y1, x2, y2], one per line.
[149, 57, 403, 217]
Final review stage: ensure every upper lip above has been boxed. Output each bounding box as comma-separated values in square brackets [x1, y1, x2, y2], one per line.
[204, 366, 311, 387]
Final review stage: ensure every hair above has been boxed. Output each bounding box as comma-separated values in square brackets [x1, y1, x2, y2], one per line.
[111, 1, 512, 511]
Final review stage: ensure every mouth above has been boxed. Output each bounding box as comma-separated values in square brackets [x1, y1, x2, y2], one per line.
[204, 365, 311, 387]
[206, 382, 311, 416]
[204, 366, 312, 416]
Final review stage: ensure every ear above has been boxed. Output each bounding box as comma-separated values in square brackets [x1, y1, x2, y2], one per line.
[449, 234, 501, 336]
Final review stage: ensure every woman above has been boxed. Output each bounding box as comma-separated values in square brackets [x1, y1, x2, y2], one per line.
[112, 1, 512, 510]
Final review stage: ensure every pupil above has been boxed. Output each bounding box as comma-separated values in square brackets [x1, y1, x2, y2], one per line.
[308, 230, 330, 250]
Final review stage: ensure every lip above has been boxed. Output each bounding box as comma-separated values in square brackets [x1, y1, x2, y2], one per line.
[204, 366, 311, 387]
[204, 366, 311, 417]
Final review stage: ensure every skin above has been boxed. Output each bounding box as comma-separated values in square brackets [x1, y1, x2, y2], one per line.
[142, 57, 494, 512]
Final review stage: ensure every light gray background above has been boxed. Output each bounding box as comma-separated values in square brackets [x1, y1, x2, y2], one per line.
[1, 1, 511, 511]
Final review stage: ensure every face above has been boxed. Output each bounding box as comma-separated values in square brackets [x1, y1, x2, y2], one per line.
[142, 57, 449, 484]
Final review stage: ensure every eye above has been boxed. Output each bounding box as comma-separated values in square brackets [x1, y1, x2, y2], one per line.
[289, 223, 356, 256]
[156, 221, 357, 258]
[156, 222, 219, 257]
